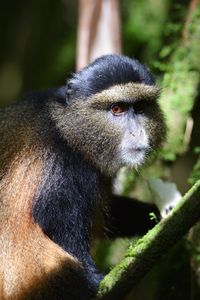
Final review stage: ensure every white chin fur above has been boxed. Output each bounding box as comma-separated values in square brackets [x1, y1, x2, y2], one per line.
[119, 148, 148, 169]
[117, 130, 150, 169]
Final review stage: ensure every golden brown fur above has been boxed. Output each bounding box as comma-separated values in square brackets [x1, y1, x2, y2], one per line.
[0, 120, 81, 299]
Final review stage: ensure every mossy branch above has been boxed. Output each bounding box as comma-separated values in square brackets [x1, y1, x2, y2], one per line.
[95, 179, 200, 300]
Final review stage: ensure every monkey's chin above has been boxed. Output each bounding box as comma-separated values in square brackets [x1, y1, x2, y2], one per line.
[119, 148, 148, 169]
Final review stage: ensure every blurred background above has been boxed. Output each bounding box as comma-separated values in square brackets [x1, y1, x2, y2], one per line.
[0, 0, 176, 104]
[0, 0, 200, 299]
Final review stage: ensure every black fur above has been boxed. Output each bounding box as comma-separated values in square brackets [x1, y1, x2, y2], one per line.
[21, 86, 67, 105]
[33, 130, 104, 291]
[68, 54, 155, 100]
[107, 195, 159, 238]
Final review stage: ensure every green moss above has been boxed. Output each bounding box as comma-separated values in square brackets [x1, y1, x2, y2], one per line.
[158, 5, 200, 160]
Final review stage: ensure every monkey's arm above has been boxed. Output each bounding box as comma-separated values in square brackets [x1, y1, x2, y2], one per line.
[106, 195, 159, 238]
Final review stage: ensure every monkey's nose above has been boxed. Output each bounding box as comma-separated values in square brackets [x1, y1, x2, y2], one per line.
[130, 130, 142, 138]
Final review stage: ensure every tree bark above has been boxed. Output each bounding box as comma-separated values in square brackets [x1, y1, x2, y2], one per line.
[76, 0, 121, 71]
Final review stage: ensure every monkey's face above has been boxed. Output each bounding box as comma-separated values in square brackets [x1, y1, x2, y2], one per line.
[88, 83, 165, 171]
[51, 82, 166, 175]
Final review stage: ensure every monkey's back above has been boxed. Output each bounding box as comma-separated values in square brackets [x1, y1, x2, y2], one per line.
[0, 99, 94, 300]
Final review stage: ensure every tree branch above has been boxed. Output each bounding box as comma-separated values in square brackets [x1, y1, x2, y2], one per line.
[96, 179, 200, 300]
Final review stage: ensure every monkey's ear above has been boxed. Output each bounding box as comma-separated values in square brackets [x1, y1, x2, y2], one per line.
[66, 82, 73, 102]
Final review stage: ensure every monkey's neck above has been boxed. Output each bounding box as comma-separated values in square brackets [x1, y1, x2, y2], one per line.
[32, 142, 104, 264]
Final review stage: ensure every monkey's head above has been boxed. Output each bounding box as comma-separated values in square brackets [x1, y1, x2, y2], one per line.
[50, 55, 166, 174]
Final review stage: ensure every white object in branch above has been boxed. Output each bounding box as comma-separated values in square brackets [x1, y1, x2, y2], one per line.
[148, 178, 182, 218]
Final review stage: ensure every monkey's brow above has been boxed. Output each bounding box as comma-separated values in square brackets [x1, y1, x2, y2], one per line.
[88, 83, 160, 108]
[90, 98, 146, 109]
[89, 93, 157, 109]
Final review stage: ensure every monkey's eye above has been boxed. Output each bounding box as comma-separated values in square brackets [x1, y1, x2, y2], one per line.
[111, 103, 127, 116]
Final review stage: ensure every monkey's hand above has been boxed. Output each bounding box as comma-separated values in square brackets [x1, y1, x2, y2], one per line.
[148, 178, 182, 218]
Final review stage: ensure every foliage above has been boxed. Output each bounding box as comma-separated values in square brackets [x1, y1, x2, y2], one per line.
[122, 0, 170, 64]
[159, 4, 200, 160]
[189, 148, 200, 184]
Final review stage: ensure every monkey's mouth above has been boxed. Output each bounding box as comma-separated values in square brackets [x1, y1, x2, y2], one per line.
[131, 147, 148, 152]
[118, 146, 150, 169]
[128, 146, 150, 155]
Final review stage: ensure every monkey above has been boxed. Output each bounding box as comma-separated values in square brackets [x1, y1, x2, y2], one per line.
[0, 54, 166, 300]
